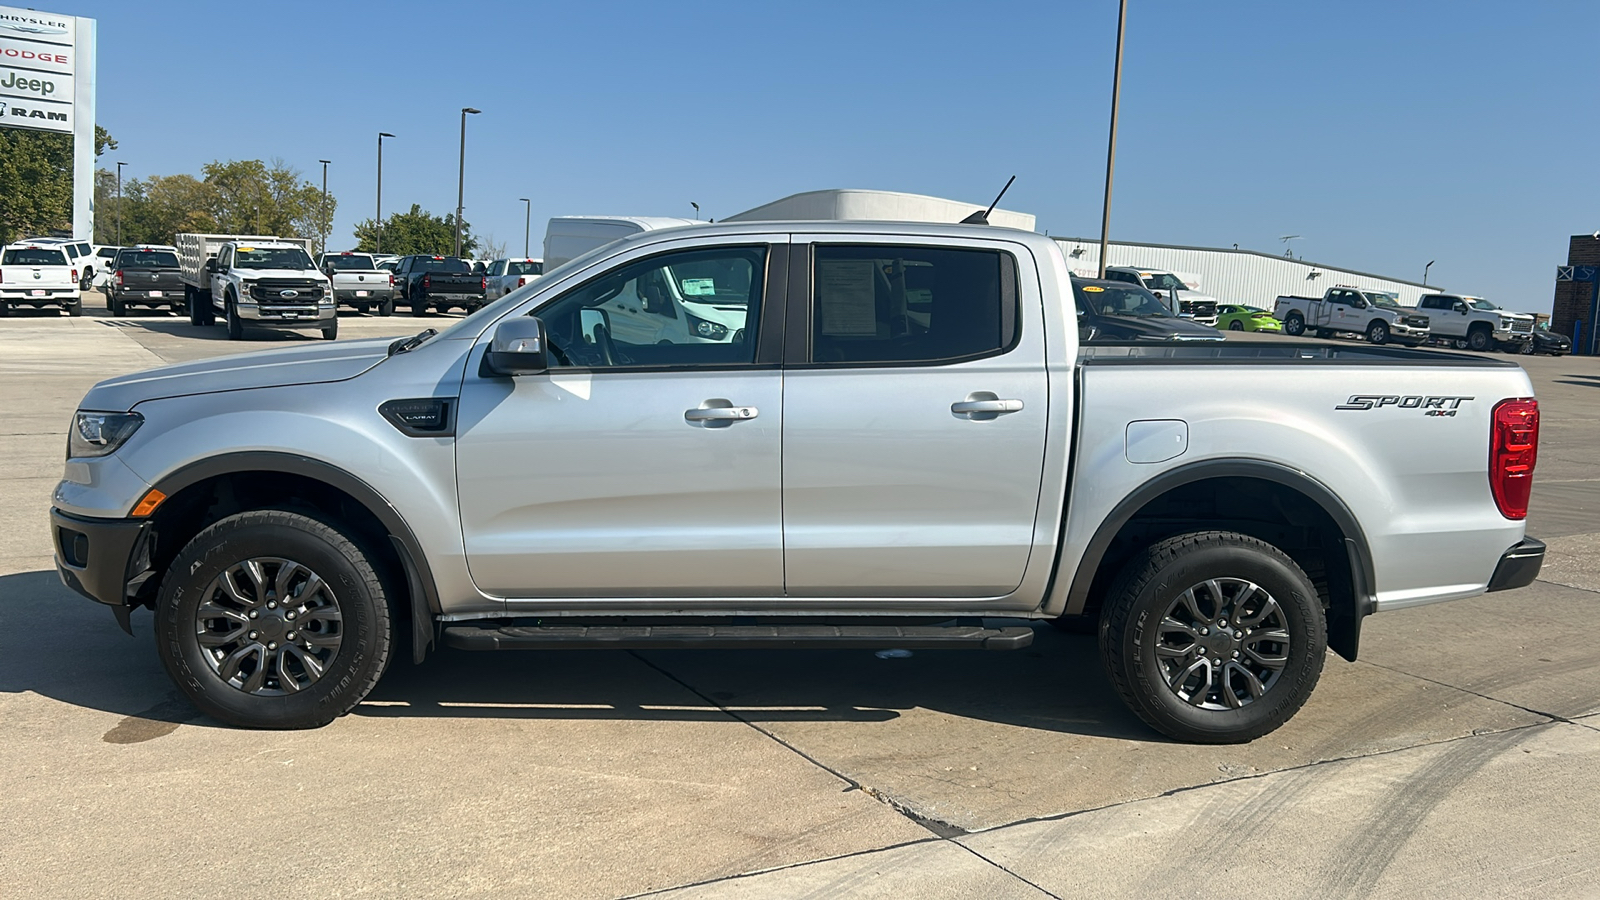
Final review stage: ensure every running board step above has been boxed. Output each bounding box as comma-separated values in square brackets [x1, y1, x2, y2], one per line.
[441, 623, 1035, 652]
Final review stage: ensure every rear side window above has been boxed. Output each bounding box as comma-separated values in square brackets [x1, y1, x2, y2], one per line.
[3, 248, 69, 265]
[811, 245, 1015, 365]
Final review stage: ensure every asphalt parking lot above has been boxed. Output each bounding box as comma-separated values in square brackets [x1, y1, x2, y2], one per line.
[2, 303, 1597, 898]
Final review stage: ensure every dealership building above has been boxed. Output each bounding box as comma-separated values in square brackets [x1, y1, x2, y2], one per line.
[726, 190, 1442, 312]
[1552, 234, 1599, 355]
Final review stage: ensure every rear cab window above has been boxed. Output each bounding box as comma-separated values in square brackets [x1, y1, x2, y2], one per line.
[3, 248, 70, 266]
[810, 245, 1016, 365]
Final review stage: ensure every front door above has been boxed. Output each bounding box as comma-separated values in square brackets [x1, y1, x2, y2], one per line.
[455, 239, 786, 598]
[780, 239, 1049, 598]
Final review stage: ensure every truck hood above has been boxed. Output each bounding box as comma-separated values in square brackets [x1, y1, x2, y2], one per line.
[80, 337, 394, 411]
[237, 267, 324, 280]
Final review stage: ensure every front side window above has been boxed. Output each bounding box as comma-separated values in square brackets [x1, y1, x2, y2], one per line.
[811, 245, 1013, 364]
[535, 245, 766, 369]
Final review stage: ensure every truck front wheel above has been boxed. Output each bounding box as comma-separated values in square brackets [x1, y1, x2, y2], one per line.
[226, 295, 243, 340]
[1282, 312, 1305, 336]
[155, 510, 394, 729]
[1366, 320, 1389, 345]
[1099, 531, 1326, 744]
[1467, 326, 1492, 352]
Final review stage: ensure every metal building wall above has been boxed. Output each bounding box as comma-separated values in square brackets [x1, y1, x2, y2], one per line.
[1053, 238, 1438, 308]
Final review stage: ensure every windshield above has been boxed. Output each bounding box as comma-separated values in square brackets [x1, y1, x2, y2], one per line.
[3, 248, 69, 265]
[1139, 272, 1189, 292]
[507, 260, 542, 276]
[116, 250, 180, 268]
[1362, 291, 1402, 309]
[235, 247, 314, 270]
[322, 254, 377, 271]
[411, 257, 471, 273]
[1076, 283, 1174, 318]
[1467, 298, 1498, 311]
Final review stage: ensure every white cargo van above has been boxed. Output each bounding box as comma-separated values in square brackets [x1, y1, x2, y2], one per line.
[541, 216, 698, 269]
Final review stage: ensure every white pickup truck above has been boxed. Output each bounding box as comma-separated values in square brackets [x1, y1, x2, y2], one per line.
[1104, 266, 1220, 324]
[1274, 286, 1431, 346]
[50, 222, 1545, 744]
[483, 258, 545, 300]
[1415, 293, 1535, 352]
[0, 242, 81, 316]
[317, 252, 396, 316]
[177, 235, 336, 341]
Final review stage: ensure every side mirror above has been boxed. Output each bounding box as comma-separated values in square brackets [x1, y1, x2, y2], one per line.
[483, 317, 549, 376]
[204, 259, 217, 274]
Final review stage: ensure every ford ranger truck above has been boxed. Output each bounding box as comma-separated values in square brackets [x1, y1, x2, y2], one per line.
[1274, 286, 1430, 346]
[1415, 293, 1534, 352]
[1, 242, 81, 316]
[49, 222, 1545, 744]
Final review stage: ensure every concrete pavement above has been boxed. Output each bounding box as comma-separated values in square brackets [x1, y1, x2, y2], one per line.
[1, 305, 1597, 898]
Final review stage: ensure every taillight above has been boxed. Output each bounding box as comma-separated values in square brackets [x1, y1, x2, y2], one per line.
[1489, 398, 1539, 519]
[517, 276, 526, 288]
[116, 269, 124, 285]
[481, 276, 488, 291]
[388, 273, 395, 287]
[422, 274, 431, 289]
[71, 268, 78, 282]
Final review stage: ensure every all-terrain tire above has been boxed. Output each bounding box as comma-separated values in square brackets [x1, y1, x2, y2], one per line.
[1099, 531, 1326, 744]
[155, 510, 393, 729]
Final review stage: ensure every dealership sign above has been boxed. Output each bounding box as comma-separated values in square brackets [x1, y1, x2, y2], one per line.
[0, 5, 96, 238]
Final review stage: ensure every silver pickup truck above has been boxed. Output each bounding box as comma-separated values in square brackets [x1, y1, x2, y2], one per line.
[49, 222, 1545, 743]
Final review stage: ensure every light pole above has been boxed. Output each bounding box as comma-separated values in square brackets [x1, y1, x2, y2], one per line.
[115, 161, 126, 246]
[318, 159, 331, 256]
[455, 107, 481, 257]
[254, 206, 260, 233]
[1423, 260, 1435, 286]
[376, 132, 394, 253]
[519, 197, 531, 257]
[1096, 0, 1128, 279]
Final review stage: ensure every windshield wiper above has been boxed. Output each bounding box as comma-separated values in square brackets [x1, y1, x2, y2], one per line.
[388, 328, 438, 356]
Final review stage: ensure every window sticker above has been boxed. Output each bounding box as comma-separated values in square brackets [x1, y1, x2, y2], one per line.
[681, 277, 716, 296]
[816, 259, 878, 335]
[1082, 285, 1105, 292]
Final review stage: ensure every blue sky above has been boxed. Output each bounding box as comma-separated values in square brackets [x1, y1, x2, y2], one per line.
[69, 0, 1600, 309]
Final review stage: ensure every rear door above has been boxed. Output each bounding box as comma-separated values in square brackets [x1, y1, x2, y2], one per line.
[780, 237, 1049, 598]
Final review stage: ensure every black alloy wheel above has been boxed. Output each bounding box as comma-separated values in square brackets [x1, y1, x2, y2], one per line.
[1099, 531, 1326, 744]
[156, 510, 393, 729]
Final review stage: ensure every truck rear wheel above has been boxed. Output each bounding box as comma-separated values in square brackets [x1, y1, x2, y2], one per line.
[1099, 531, 1326, 744]
[378, 298, 393, 316]
[188, 288, 215, 326]
[155, 510, 393, 729]
[1283, 312, 1305, 336]
[66, 300, 82, 317]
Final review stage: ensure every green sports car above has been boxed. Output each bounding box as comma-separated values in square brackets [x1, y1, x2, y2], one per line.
[1215, 305, 1282, 332]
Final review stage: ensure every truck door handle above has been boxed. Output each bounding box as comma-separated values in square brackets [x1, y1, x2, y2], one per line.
[952, 397, 1024, 419]
[685, 401, 759, 427]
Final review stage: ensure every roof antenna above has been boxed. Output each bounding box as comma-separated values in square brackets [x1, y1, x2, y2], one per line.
[960, 175, 1016, 225]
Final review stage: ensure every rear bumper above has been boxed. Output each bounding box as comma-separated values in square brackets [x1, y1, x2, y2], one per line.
[2, 289, 78, 302]
[51, 508, 149, 607]
[1486, 537, 1545, 592]
[334, 288, 394, 304]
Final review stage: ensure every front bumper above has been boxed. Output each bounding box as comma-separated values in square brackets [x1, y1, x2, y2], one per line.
[236, 301, 336, 324]
[1486, 537, 1545, 592]
[51, 508, 150, 607]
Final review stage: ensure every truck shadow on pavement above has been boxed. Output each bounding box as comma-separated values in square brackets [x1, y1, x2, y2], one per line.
[0, 568, 1153, 741]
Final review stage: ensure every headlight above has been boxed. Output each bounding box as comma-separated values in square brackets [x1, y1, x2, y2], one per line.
[687, 313, 729, 340]
[69, 411, 143, 459]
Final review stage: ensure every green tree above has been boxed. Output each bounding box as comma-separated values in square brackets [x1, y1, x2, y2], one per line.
[352, 204, 477, 257]
[0, 131, 74, 242]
